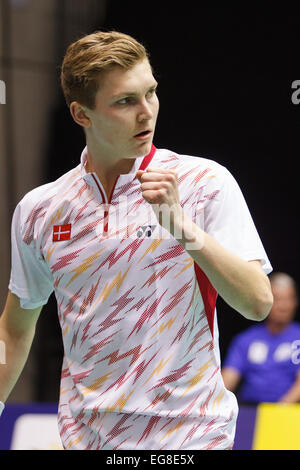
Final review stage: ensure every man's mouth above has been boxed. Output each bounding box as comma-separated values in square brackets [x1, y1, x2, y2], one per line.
[134, 130, 152, 140]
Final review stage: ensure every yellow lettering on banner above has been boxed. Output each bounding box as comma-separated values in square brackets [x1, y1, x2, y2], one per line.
[253, 403, 300, 450]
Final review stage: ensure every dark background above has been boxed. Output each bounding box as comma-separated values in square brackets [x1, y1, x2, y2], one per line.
[36, 3, 300, 401]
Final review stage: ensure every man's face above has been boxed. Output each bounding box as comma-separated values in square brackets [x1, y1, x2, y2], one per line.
[86, 58, 159, 162]
[268, 284, 298, 326]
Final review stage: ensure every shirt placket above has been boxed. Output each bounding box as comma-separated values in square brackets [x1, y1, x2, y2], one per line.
[81, 145, 156, 236]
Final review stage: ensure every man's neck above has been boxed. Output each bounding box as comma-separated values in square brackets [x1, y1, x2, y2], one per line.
[84, 142, 138, 201]
[85, 143, 136, 181]
[266, 322, 289, 335]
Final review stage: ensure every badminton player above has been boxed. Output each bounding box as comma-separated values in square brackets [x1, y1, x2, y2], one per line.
[0, 31, 273, 450]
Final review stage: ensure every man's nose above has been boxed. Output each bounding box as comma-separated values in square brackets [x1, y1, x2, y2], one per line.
[137, 99, 153, 121]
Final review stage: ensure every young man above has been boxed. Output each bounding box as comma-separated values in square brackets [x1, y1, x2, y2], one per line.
[0, 31, 273, 450]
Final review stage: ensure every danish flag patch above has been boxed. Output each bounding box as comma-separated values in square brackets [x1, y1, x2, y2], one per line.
[53, 224, 72, 242]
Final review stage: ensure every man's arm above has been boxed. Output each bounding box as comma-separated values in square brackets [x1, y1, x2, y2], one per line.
[175, 219, 273, 321]
[278, 370, 300, 403]
[0, 291, 43, 404]
[136, 168, 273, 322]
[222, 366, 242, 392]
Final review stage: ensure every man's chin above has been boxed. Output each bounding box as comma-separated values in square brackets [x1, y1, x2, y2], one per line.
[133, 140, 153, 158]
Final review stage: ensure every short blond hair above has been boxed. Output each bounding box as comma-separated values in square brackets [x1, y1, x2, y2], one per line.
[60, 30, 149, 109]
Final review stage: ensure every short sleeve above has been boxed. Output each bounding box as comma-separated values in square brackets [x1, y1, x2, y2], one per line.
[201, 166, 272, 275]
[223, 333, 249, 374]
[8, 202, 54, 309]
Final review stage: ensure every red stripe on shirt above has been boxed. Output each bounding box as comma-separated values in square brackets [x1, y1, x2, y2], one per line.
[194, 262, 218, 338]
[139, 144, 156, 171]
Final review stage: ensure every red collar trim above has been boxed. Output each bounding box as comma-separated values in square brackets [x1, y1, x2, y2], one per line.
[138, 144, 156, 171]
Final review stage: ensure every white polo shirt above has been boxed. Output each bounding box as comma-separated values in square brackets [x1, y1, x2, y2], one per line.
[9, 145, 272, 449]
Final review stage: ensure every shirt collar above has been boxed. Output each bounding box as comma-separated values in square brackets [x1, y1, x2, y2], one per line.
[80, 144, 156, 181]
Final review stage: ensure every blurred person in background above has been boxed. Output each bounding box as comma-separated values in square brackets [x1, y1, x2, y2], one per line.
[222, 272, 300, 404]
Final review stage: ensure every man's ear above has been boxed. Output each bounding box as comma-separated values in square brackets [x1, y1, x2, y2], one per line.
[69, 101, 91, 128]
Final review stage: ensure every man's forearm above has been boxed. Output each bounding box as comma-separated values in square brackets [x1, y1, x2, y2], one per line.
[170, 209, 273, 321]
[137, 168, 273, 320]
[279, 373, 300, 403]
[0, 325, 35, 403]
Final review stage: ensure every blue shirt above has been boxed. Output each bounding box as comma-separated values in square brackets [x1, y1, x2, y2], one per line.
[223, 322, 300, 403]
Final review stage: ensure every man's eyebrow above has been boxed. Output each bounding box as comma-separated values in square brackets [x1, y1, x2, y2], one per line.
[111, 83, 158, 100]
[112, 91, 137, 99]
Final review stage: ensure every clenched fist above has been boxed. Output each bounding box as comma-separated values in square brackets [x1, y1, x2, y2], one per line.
[136, 167, 183, 231]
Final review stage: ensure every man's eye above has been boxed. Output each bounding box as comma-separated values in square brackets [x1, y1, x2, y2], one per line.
[147, 88, 157, 98]
[117, 97, 133, 105]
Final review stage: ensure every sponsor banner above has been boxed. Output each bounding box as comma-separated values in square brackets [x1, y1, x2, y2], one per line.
[1, 403, 300, 450]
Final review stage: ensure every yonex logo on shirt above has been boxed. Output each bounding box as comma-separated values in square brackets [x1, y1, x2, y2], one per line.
[53, 224, 72, 241]
[136, 225, 156, 238]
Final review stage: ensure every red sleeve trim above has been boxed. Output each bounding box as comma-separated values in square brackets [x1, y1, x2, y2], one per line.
[194, 262, 218, 338]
